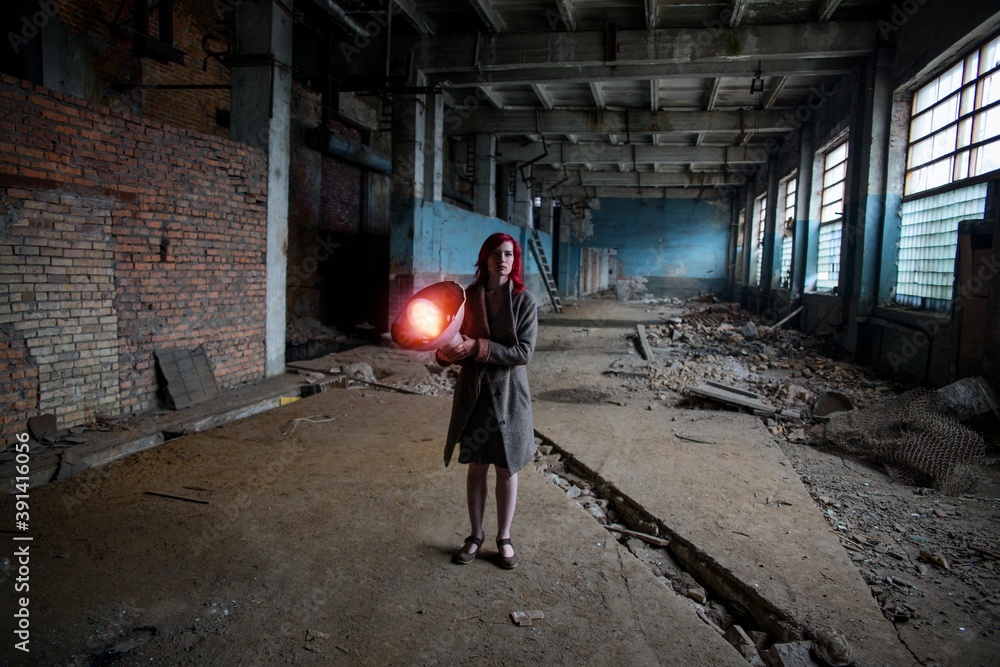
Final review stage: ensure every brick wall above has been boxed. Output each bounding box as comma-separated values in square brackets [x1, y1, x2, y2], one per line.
[0, 74, 268, 445]
[321, 121, 362, 232]
[50, 0, 230, 136]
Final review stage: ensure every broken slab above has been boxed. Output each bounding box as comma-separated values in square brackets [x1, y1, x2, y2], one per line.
[533, 403, 913, 666]
[686, 381, 777, 415]
[636, 323, 655, 361]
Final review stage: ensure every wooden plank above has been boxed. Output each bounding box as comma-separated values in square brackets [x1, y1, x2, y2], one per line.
[636, 324, 655, 361]
[685, 381, 777, 414]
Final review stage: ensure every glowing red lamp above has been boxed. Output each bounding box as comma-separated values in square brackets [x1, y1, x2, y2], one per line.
[391, 281, 466, 351]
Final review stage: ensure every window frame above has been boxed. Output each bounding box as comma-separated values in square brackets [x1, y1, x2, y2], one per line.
[903, 31, 1000, 198]
[815, 140, 849, 293]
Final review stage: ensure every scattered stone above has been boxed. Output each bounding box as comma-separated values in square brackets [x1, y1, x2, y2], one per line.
[672, 571, 708, 604]
[812, 627, 852, 667]
[741, 321, 759, 340]
[747, 630, 769, 650]
[724, 624, 766, 666]
[762, 641, 820, 667]
[703, 600, 734, 631]
[343, 362, 376, 383]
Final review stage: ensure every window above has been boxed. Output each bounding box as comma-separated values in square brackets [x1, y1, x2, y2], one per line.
[780, 176, 797, 288]
[753, 194, 767, 285]
[895, 183, 988, 310]
[894, 32, 999, 311]
[905, 33, 1000, 195]
[816, 142, 848, 292]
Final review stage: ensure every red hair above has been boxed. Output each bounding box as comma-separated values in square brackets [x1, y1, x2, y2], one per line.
[475, 232, 525, 295]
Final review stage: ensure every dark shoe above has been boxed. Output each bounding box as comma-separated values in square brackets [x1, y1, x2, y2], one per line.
[496, 537, 518, 569]
[453, 535, 484, 565]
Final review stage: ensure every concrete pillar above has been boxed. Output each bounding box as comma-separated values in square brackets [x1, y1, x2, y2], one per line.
[474, 134, 496, 218]
[792, 126, 816, 301]
[496, 165, 511, 221]
[513, 165, 532, 228]
[539, 193, 554, 234]
[761, 158, 780, 296]
[741, 182, 756, 299]
[230, 0, 293, 377]
[388, 95, 427, 321]
[844, 48, 895, 354]
[423, 92, 443, 203]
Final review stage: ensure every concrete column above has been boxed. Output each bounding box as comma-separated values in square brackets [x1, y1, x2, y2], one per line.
[474, 134, 496, 218]
[761, 158, 780, 296]
[844, 48, 895, 354]
[423, 92, 443, 203]
[792, 126, 816, 301]
[539, 193, 554, 234]
[230, 0, 293, 377]
[388, 95, 427, 322]
[741, 182, 756, 299]
[496, 165, 511, 221]
[513, 165, 532, 228]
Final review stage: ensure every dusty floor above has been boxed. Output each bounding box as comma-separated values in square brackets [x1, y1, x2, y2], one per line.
[1, 296, 998, 666]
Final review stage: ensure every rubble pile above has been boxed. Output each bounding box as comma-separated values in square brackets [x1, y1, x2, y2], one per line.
[641, 302, 892, 418]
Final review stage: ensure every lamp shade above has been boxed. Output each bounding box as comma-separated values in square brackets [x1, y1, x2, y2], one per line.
[391, 281, 466, 351]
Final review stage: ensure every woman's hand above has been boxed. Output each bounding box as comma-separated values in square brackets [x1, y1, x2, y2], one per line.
[438, 336, 479, 363]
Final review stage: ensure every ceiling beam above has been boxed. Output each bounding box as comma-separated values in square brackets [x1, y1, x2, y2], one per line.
[530, 83, 555, 110]
[496, 141, 768, 165]
[537, 167, 742, 187]
[436, 56, 861, 86]
[555, 0, 577, 31]
[468, 0, 504, 35]
[447, 108, 791, 136]
[706, 78, 721, 110]
[393, 0, 435, 34]
[478, 86, 505, 109]
[764, 76, 788, 110]
[589, 81, 606, 108]
[402, 23, 874, 83]
[551, 186, 734, 199]
[818, 0, 842, 21]
[727, 0, 749, 27]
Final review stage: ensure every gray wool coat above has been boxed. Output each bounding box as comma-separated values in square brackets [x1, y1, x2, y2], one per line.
[439, 280, 538, 474]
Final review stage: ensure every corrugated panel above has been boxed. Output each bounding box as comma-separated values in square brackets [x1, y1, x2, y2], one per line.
[895, 183, 988, 310]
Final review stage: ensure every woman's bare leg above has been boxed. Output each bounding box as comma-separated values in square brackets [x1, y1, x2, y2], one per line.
[495, 467, 517, 558]
[462, 463, 490, 555]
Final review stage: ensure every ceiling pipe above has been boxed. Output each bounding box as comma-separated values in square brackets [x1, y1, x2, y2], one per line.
[314, 131, 393, 174]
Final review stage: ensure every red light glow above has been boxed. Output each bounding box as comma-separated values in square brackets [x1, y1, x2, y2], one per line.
[406, 298, 445, 339]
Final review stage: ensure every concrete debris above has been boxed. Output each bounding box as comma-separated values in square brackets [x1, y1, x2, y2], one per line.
[672, 571, 708, 604]
[615, 276, 648, 301]
[740, 321, 759, 341]
[704, 600, 735, 632]
[761, 641, 820, 667]
[342, 362, 377, 383]
[723, 625, 766, 667]
[686, 382, 777, 415]
[812, 627, 851, 667]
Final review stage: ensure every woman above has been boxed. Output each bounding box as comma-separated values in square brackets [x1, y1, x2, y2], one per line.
[436, 232, 538, 569]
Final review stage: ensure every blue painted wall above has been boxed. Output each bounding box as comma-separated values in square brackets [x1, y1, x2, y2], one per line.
[404, 200, 554, 306]
[573, 198, 730, 298]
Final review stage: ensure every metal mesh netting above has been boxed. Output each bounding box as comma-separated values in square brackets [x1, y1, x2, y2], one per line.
[811, 389, 986, 496]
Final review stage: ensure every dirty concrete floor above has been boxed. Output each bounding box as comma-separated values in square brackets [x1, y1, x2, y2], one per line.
[1, 297, 998, 666]
[0, 392, 746, 666]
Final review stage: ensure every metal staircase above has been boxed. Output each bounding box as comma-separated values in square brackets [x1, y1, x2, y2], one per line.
[527, 229, 563, 313]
